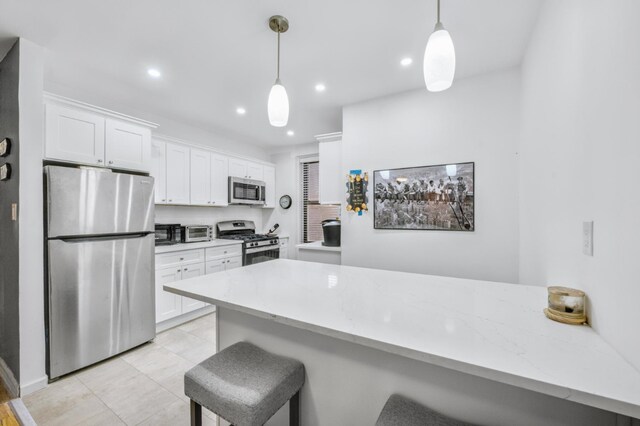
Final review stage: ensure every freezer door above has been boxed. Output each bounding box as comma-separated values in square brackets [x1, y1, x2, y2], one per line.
[47, 233, 155, 379]
[45, 165, 154, 238]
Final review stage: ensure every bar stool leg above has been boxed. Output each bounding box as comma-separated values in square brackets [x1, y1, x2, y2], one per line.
[190, 399, 202, 426]
[289, 391, 300, 426]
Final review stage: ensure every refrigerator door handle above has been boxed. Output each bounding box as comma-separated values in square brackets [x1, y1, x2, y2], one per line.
[57, 232, 153, 243]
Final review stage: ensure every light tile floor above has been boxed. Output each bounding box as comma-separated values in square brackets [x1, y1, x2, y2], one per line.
[24, 313, 218, 426]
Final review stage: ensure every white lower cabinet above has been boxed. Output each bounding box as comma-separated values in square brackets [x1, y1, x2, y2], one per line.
[155, 267, 183, 323]
[205, 255, 242, 274]
[280, 237, 289, 259]
[155, 244, 243, 324]
[180, 262, 206, 313]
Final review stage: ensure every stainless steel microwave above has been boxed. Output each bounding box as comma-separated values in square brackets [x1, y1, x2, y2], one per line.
[228, 177, 265, 205]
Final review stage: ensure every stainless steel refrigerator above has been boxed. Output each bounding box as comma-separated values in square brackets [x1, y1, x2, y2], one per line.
[45, 165, 156, 379]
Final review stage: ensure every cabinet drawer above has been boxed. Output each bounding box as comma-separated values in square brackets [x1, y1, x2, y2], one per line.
[280, 238, 289, 248]
[156, 249, 205, 268]
[206, 245, 242, 261]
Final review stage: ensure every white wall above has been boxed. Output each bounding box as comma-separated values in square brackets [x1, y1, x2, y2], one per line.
[341, 69, 521, 283]
[262, 143, 319, 253]
[18, 38, 47, 395]
[519, 0, 640, 371]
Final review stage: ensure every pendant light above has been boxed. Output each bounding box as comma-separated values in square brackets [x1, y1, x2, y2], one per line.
[267, 15, 290, 127]
[423, 0, 456, 92]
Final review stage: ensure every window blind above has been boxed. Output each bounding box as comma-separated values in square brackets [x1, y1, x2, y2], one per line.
[302, 161, 340, 243]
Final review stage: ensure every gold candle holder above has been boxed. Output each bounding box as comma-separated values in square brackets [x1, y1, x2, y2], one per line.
[544, 286, 587, 325]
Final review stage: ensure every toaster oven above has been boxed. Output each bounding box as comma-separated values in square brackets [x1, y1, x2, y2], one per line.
[181, 225, 213, 243]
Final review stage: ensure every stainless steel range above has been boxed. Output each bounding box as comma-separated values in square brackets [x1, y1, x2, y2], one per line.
[216, 220, 279, 266]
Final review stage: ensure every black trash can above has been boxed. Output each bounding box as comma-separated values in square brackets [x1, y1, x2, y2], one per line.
[322, 219, 341, 247]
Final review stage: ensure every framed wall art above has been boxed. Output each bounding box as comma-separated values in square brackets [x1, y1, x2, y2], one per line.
[373, 162, 474, 231]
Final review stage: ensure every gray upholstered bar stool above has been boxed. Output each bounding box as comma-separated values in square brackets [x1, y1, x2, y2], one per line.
[376, 394, 476, 426]
[184, 341, 305, 426]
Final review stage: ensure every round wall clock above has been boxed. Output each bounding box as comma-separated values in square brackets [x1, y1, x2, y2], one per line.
[279, 195, 292, 209]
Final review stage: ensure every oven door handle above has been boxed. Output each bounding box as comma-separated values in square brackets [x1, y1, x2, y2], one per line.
[245, 245, 280, 254]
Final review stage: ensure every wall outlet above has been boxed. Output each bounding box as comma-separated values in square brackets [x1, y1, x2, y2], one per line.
[583, 221, 594, 256]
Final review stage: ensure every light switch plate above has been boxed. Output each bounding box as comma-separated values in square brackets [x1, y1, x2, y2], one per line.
[583, 221, 594, 256]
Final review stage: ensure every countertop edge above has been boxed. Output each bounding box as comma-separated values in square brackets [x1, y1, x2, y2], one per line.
[295, 242, 342, 252]
[163, 283, 640, 419]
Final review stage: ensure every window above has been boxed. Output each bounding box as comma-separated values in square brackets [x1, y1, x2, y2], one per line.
[301, 161, 340, 243]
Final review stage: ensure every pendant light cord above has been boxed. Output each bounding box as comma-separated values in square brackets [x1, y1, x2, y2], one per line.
[277, 30, 281, 80]
[437, 0, 441, 24]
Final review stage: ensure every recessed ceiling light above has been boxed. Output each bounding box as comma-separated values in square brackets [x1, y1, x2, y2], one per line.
[236, 107, 246, 115]
[287, 130, 295, 136]
[400, 57, 413, 67]
[315, 83, 326, 92]
[147, 68, 162, 78]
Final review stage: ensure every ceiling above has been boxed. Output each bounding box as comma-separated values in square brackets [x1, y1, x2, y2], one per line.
[0, 0, 543, 146]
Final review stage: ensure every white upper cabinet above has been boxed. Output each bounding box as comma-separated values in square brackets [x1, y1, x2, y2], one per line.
[150, 137, 272, 208]
[151, 140, 167, 204]
[263, 165, 276, 208]
[317, 133, 343, 204]
[44, 94, 156, 172]
[105, 119, 151, 172]
[229, 158, 264, 180]
[165, 143, 190, 205]
[229, 158, 248, 179]
[190, 148, 212, 206]
[247, 162, 264, 181]
[211, 153, 229, 206]
[45, 103, 106, 166]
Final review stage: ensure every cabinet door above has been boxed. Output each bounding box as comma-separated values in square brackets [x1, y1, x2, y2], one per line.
[319, 139, 343, 204]
[228, 158, 248, 178]
[247, 162, 264, 180]
[280, 247, 289, 259]
[225, 256, 243, 270]
[190, 148, 212, 206]
[150, 140, 167, 204]
[211, 153, 229, 206]
[180, 263, 206, 313]
[206, 260, 226, 275]
[105, 119, 151, 172]
[262, 165, 276, 208]
[45, 103, 105, 166]
[155, 267, 182, 323]
[165, 143, 190, 205]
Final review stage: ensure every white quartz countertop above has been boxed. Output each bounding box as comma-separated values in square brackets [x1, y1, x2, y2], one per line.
[155, 239, 242, 254]
[164, 259, 640, 418]
[295, 241, 342, 252]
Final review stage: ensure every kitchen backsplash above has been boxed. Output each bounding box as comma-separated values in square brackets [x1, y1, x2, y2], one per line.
[155, 205, 265, 236]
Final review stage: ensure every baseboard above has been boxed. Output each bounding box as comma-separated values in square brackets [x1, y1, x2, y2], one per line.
[9, 399, 37, 425]
[156, 305, 216, 333]
[19, 375, 47, 396]
[0, 358, 19, 398]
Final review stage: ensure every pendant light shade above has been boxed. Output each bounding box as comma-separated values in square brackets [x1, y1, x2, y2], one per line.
[268, 78, 289, 127]
[424, 1, 456, 92]
[267, 16, 290, 127]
